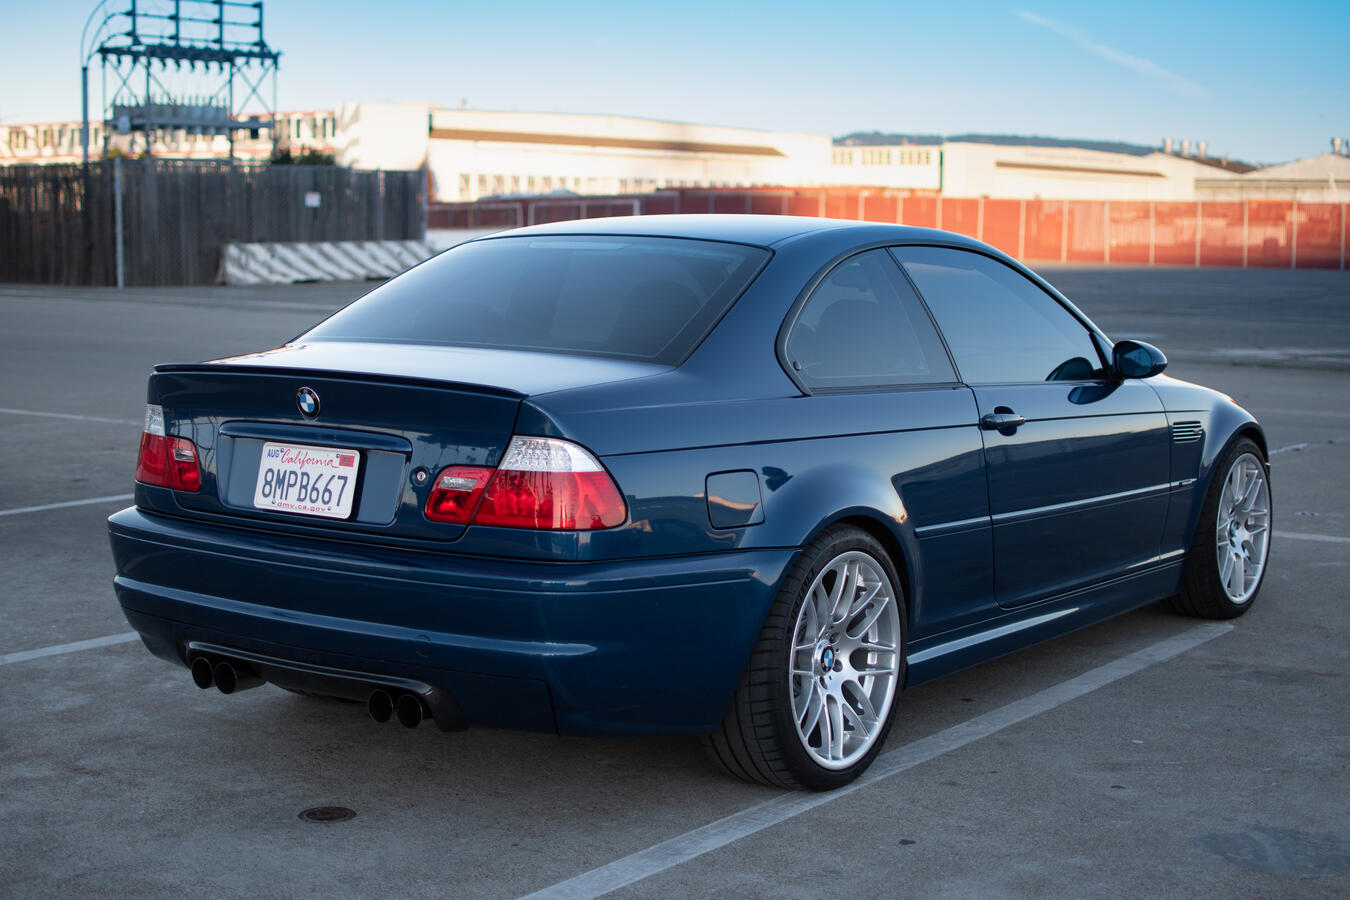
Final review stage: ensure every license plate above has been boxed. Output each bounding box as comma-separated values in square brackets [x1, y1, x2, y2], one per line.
[253, 442, 359, 519]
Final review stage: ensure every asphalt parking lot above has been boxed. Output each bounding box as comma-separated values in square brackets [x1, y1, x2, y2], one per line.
[2, 266, 1348, 898]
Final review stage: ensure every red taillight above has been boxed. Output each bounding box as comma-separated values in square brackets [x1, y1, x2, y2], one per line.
[134, 404, 200, 492]
[423, 437, 625, 531]
[134, 432, 168, 486]
[424, 466, 493, 524]
[167, 438, 201, 491]
[474, 470, 625, 530]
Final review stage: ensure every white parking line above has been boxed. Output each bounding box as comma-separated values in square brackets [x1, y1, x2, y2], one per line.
[519, 622, 1234, 900]
[0, 407, 140, 426]
[1276, 530, 1350, 544]
[1270, 442, 1309, 455]
[0, 632, 140, 666]
[0, 494, 134, 518]
[1250, 407, 1350, 420]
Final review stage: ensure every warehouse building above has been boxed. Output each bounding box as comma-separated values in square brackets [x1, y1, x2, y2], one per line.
[334, 103, 1250, 202]
[5, 101, 1342, 204]
[937, 141, 1244, 200]
[1196, 141, 1350, 203]
[335, 103, 829, 200]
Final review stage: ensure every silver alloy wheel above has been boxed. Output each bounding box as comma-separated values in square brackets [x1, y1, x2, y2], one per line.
[1215, 451, 1271, 605]
[789, 550, 901, 770]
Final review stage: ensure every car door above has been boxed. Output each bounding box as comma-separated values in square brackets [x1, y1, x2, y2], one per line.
[891, 246, 1171, 609]
[780, 249, 995, 638]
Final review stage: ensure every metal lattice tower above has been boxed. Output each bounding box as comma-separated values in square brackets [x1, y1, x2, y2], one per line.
[80, 0, 282, 163]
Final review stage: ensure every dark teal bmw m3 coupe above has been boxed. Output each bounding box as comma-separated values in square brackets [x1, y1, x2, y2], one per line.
[109, 215, 1272, 789]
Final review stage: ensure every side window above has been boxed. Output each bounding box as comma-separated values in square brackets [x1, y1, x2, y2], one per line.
[891, 247, 1104, 384]
[784, 249, 955, 390]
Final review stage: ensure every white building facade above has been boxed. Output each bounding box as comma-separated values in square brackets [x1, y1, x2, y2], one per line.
[828, 143, 941, 190]
[936, 142, 1240, 201]
[1195, 150, 1350, 203]
[9, 101, 1317, 206]
[335, 104, 831, 201]
[333, 104, 1242, 203]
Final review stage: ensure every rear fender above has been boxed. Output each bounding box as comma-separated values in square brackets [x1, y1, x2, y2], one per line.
[756, 462, 922, 628]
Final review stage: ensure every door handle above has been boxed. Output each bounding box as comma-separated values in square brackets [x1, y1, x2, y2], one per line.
[980, 412, 1027, 431]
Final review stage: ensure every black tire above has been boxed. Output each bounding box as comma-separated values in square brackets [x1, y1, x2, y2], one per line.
[1168, 437, 1272, 619]
[703, 524, 907, 790]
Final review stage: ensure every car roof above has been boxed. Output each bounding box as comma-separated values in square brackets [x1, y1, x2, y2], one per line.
[476, 214, 984, 250]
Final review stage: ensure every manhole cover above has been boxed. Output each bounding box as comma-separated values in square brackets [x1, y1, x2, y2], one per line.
[299, 806, 356, 823]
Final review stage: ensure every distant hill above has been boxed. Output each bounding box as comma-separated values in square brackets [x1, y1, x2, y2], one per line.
[835, 132, 1158, 157]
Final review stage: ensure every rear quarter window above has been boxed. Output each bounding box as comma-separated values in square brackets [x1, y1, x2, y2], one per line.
[783, 249, 955, 390]
[303, 235, 769, 365]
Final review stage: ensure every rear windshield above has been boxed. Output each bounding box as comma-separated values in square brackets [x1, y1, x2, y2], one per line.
[302, 235, 769, 365]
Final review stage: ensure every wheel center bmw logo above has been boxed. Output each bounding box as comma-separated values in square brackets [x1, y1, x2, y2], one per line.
[297, 386, 321, 418]
[820, 647, 835, 670]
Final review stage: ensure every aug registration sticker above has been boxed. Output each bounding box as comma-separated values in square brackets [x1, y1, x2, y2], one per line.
[252, 442, 359, 519]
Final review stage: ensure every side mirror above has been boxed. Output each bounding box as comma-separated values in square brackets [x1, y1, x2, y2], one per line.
[1112, 339, 1167, 379]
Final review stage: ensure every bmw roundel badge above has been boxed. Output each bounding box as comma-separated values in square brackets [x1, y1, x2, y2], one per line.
[296, 386, 321, 418]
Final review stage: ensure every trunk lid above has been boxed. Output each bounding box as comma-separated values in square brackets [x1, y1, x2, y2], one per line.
[146, 341, 666, 542]
[211, 340, 670, 396]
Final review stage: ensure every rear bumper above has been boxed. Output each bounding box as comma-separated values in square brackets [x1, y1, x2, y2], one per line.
[108, 507, 794, 735]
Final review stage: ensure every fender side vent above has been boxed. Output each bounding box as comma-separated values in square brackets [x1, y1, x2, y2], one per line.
[1172, 421, 1204, 444]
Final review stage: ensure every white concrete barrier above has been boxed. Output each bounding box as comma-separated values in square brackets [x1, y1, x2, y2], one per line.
[218, 240, 441, 285]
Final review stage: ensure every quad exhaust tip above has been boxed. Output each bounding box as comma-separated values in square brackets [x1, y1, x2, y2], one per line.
[367, 689, 426, 728]
[190, 654, 437, 730]
[190, 656, 215, 690]
[188, 655, 263, 694]
[368, 689, 394, 723]
[395, 693, 424, 729]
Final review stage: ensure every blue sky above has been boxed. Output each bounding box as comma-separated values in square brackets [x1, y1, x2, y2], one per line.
[3, 0, 1347, 165]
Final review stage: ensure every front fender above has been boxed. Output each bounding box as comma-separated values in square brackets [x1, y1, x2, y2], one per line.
[1188, 401, 1266, 547]
[1148, 375, 1265, 558]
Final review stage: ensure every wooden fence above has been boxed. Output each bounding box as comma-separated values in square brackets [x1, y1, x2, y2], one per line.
[0, 160, 426, 286]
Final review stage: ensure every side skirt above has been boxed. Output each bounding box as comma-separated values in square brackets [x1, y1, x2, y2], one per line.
[905, 561, 1185, 688]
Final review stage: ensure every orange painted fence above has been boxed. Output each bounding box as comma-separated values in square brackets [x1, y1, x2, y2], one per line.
[430, 189, 1349, 269]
